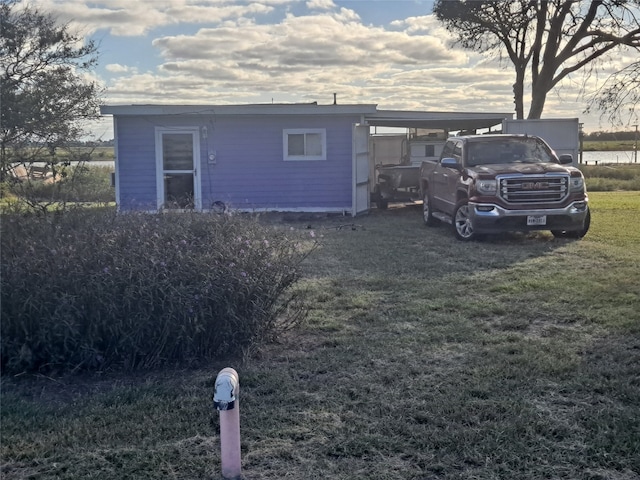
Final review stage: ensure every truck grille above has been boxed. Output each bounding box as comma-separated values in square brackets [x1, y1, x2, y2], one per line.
[498, 175, 569, 204]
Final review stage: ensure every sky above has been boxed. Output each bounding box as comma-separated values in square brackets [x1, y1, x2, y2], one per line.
[19, 0, 640, 139]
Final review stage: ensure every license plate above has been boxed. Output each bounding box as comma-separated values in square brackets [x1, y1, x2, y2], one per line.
[527, 215, 547, 226]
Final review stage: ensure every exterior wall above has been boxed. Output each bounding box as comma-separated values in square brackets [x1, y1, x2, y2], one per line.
[114, 113, 360, 212]
[114, 116, 158, 211]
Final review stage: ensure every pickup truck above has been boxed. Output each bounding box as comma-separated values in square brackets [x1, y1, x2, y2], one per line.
[419, 134, 590, 241]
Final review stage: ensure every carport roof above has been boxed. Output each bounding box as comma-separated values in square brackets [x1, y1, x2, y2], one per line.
[366, 110, 513, 131]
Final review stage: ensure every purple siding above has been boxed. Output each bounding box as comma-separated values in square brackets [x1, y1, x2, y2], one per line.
[114, 114, 360, 212]
[115, 117, 157, 211]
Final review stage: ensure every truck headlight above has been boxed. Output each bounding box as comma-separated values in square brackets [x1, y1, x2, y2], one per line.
[570, 176, 584, 192]
[477, 179, 497, 195]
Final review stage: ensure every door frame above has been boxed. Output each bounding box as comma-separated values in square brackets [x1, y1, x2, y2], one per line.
[155, 126, 202, 211]
[352, 123, 370, 216]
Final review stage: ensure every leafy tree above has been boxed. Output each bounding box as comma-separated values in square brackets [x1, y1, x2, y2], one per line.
[433, 0, 640, 120]
[0, 0, 102, 208]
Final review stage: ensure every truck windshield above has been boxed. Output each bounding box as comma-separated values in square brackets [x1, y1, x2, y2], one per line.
[467, 138, 556, 167]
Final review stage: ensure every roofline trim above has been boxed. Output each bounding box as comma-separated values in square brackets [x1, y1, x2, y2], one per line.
[100, 103, 378, 116]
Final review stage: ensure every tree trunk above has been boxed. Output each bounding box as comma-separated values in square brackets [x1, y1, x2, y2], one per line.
[528, 83, 548, 119]
[513, 68, 526, 119]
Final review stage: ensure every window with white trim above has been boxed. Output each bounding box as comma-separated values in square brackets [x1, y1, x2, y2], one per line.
[283, 129, 326, 161]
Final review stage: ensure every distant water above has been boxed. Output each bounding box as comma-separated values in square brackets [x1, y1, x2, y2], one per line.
[78, 154, 640, 167]
[581, 151, 637, 165]
[16, 153, 639, 169]
[85, 160, 115, 167]
[83, 154, 635, 166]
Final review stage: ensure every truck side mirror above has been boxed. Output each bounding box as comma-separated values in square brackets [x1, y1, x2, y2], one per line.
[441, 157, 461, 170]
[558, 154, 573, 165]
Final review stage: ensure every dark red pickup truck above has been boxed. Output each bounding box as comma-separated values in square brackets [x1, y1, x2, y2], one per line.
[419, 134, 590, 241]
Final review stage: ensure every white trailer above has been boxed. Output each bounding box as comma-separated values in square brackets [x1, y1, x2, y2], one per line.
[502, 118, 580, 165]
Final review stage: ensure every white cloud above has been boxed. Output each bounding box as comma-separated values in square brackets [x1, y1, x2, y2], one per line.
[21, 0, 617, 132]
[23, 0, 292, 36]
[306, 0, 335, 10]
[391, 15, 443, 34]
[97, 4, 513, 115]
[152, 12, 463, 68]
[105, 63, 135, 73]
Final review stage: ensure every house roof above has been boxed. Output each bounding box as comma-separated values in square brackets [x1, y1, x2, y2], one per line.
[99, 103, 513, 131]
[99, 103, 378, 116]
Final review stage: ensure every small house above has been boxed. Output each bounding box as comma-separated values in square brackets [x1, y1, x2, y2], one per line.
[100, 103, 511, 215]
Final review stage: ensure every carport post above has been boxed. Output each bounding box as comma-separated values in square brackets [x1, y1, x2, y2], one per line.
[213, 367, 241, 479]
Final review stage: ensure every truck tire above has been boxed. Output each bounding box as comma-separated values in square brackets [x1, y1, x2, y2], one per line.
[453, 199, 477, 241]
[422, 190, 437, 226]
[552, 207, 591, 239]
[376, 198, 389, 210]
[373, 186, 389, 210]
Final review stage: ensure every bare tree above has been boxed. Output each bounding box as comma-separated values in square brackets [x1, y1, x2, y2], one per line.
[433, 0, 640, 120]
[1, 0, 102, 208]
[587, 60, 640, 126]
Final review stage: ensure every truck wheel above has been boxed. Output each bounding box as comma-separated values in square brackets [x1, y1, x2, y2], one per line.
[552, 207, 591, 239]
[376, 198, 389, 210]
[373, 186, 388, 210]
[422, 190, 437, 226]
[453, 200, 476, 241]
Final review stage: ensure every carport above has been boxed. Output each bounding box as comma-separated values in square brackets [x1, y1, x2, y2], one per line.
[351, 110, 513, 212]
[365, 110, 513, 131]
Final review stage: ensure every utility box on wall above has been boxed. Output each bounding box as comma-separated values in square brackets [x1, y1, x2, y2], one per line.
[502, 118, 580, 165]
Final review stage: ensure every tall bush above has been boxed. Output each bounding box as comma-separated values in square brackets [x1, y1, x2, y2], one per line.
[1, 209, 313, 373]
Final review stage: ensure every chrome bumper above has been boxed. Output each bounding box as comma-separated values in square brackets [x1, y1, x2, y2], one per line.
[468, 200, 589, 232]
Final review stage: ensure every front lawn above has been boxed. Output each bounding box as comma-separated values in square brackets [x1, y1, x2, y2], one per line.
[2, 191, 639, 479]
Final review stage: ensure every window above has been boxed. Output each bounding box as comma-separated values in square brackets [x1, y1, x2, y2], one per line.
[466, 138, 556, 166]
[410, 144, 435, 157]
[452, 142, 462, 162]
[283, 129, 326, 161]
[441, 141, 454, 159]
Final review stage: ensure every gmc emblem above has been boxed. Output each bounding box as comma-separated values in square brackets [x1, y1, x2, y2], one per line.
[522, 182, 549, 190]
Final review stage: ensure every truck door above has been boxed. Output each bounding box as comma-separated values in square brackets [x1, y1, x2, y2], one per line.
[431, 140, 461, 214]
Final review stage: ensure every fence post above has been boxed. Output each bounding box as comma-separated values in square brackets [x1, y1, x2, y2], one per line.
[213, 367, 241, 479]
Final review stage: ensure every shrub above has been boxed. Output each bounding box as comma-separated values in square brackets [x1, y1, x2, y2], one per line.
[61, 165, 115, 203]
[581, 165, 640, 191]
[1, 209, 313, 374]
[581, 165, 638, 180]
[7, 164, 115, 206]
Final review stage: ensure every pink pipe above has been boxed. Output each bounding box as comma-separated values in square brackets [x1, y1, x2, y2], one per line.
[214, 368, 241, 479]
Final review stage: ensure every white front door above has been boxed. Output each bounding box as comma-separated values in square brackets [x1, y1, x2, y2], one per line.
[155, 127, 201, 211]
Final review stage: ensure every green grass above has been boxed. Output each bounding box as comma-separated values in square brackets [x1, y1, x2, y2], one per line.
[585, 191, 640, 248]
[582, 164, 640, 191]
[88, 146, 116, 161]
[2, 192, 639, 479]
[582, 139, 637, 151]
